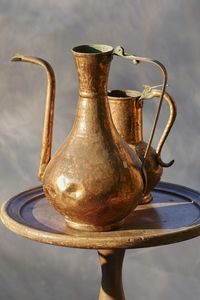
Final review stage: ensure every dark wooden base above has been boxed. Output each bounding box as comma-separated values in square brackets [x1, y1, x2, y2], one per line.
[2, 182, 200, 299]
[98, 249, 125, 300]
[2, 182, 200, 249]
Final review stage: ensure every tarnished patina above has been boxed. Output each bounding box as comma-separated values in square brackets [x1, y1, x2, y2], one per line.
[12, 45, 145, 231]
[11, 44, 169, 231]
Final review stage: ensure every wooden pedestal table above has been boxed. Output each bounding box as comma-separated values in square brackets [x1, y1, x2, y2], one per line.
[1, 182, 200, 300]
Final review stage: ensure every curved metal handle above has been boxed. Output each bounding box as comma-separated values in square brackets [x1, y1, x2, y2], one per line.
[11, 53, 55, 181]
[113, 46, 167, 165]
[140, 86, 177, 167]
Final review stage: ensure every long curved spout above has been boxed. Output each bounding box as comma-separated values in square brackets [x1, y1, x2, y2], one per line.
[11, 53, 56, 181]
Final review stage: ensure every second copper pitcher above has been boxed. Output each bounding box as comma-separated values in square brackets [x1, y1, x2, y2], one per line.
[108, 87, 177, 203]
[12, 44, 170, 231]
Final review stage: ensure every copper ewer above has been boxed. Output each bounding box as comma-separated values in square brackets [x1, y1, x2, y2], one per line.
[11, 44, 168, 231]
[108, 87, 177, 203]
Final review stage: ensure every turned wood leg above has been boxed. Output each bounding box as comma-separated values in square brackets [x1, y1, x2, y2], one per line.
[97, 249, 126, 300]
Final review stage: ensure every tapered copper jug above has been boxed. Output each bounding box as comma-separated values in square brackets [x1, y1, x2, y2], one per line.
[108, 87, 177, 204]
[11, 44, 168, 231]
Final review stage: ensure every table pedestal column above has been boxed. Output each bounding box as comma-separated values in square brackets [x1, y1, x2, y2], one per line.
[97, 249, 126, 300]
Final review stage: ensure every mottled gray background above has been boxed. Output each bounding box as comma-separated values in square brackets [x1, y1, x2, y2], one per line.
[0, 0, 200, 299]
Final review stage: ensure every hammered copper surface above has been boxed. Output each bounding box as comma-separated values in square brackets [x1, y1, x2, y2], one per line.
[1, 182, 200, 249]
[11, 43, 173, 232]
[11, 45, 145, 232]
[108, 89, 177, 204]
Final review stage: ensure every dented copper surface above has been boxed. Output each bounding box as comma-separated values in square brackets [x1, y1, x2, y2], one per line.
[12, 45, 145, 231]
[108, 88, 177, 204]
[11, 44, 171, 231]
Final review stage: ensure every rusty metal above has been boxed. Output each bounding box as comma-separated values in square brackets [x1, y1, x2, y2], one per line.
[11, 44, 146, 232]
[108, 88, 176, 204]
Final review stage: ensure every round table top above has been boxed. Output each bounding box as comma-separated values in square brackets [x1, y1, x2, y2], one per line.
[1, 182, 200, 249]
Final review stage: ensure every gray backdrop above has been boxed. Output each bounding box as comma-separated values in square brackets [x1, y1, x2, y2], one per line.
[0, 0, 200, 299]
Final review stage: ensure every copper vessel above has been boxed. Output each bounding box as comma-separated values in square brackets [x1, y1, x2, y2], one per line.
[11, 44, 168, 231]
[108, 87, 177, 203]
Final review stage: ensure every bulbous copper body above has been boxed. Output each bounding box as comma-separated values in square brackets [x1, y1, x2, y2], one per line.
[12, 45, 145, 231]
[43, 46, 144, 231]
[12, 44, 174, 229]
[108, 89, 176, 204]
